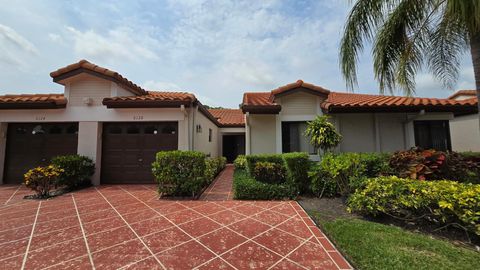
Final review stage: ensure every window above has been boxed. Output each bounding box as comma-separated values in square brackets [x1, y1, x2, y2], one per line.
[162, 124, 176, 134]
[144, 125, 158, 134]
[32, 125, 45, 135]
[49, 125, 62, 134]
[209, 128, 212, 142]
[108, 126, 122, 134]
[414, 120, 451, 151]
[126, 126, 140, 134]
[282, 122, 315, 154]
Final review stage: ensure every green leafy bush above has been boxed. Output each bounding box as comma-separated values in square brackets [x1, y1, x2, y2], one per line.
[24, 165, 64, 198]
[283, 152, 311, 193]
[205, 156, 227, 183]
[348, 176, 480, 236]
[440, 152, 480, 184]
[245, 154, 284, 175]
[253, 162, 286, 184]
[319, 153, 367, 196]
[309, 164, 337, 197]
[152, 151, 206, 197]
[358, 152, 391, 177]
[51, 155, 95, 190]
[234, 155, 247, 170]
[233, 169, 296, 200]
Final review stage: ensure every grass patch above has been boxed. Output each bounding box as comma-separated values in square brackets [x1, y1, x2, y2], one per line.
[310, 212, 480, 270]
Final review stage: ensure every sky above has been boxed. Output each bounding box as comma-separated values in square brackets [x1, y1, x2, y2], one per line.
[0, 0, 475, 108]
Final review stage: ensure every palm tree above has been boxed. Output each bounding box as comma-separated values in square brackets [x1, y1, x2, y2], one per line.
[340, 0, 480, 125]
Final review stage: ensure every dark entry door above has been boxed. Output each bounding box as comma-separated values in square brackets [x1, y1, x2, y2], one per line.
[4, 123, 79, 184]
[101, 122, 178, 184]
[414, 120, 451, 151]
[222, 134, 245, 163]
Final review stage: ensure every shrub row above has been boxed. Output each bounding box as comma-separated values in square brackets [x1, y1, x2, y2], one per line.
[152, 151, 227, 197]
[24, 154, 95, 198]
[348, 176, 480, 236]
[233, 169, 296, 200]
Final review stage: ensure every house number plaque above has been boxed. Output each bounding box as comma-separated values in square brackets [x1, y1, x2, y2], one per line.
[133, 115, 144, 120]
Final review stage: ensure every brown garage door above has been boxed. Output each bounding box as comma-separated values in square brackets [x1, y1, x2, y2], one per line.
[4, 123, 79, 184]
[101, 122, 178, 184]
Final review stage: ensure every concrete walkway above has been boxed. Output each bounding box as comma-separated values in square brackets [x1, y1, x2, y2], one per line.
[200, 165, 234, 201]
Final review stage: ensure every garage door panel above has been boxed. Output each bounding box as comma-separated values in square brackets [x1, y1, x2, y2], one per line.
[101, 122, 178, 184]
[4, 123, 79, 184]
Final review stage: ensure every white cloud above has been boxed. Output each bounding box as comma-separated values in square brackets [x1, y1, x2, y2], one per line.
[0, 24, 37, 68]
[66, 26, 159, 63]
[143, 80, 182, 91]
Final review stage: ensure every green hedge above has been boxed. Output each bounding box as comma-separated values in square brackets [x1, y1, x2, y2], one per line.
[205, 156, 227, 183]
[283, 152, 311, 193]
[348, 176, 480, 236]
[51, 154, 95, 190]
[253, 161, 286, 184]
[246, 154, 284, 175]
[152, 151, 206, 197]
[233, 169, 296, 200]
[233, 155, 247, 170]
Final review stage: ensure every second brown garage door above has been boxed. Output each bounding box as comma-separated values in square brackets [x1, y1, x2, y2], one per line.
[101, 122, 178, 184]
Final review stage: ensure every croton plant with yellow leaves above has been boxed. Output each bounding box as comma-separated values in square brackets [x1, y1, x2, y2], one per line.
[24, 165, 64, 198]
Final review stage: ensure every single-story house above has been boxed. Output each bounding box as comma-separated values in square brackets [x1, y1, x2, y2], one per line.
[0, 60, 477, 185]
[448, 90, 480, 152]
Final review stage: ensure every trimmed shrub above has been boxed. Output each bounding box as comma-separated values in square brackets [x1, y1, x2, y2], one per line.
[233, 155, 247, 170]
[348, 176, 480, 236]
[309, 164, 337, 197]
[245, 154, 283, 176]
[205, 156, 227, 183]
[51, 155, 95, 190]
[24, 165, 64, 198]
[253, 162, 286, 184]
[152, 151, 206, 197]
[233, 169, 296, 200]
[283, 152, 311, 193]
[358, 152, 391, 177]
[319, 153, 366, 196]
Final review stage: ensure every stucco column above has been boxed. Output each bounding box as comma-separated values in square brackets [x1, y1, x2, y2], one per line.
[0, 123, 7, 185]
[77, 122, 102, 186]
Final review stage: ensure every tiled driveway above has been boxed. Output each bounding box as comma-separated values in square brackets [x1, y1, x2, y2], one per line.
[0, 184, 351, 270]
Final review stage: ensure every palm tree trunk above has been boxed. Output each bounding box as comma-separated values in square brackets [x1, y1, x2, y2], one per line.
[470, 32, 480, 133]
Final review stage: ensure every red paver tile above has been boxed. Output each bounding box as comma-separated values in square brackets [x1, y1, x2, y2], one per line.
[122, 208, 158, 223]
[0, 216, 35, 231]
[252, 211, 290, 226]
[142, 227, 191, 254]
[232, 204, 265, 217]
[192, 202, 226, 215]
[34, 216, 79, 235]
[30, 226, 83, 251]
[123, 256, 163, 270]
[130, 216, 172, 237]
[222, 241, 281, 270]
[47, 255, 93, 270]
[156, 240, 216, 269]
[270, 259, 305, 270]
[37, 207, 77, 223]
[163, 209, 203, 224]
[114, 202, 148, 215]
[0, 225, 32, 244]
[317, 237, 336, 251]
[208, 210, 246, 226]
[228, 218, 271, 239]
[329, 251, 352, 269]
[25, 238, 88, 269]
[151, 202, 187, 215]
[92, 239, 151, 269]
[270, 203, 297, 216]
[287, 241, 337, 270]
[0, 254, 23, 269]
[87, 226, 136, 252]
[82, 216, 125, 235]
[79, 209, 118, 223]
[254, 228, 304, 256]
[276, 217, 313, 239]
[0, 238, 28, 259]
[179, 217, 222, 237]
[198, 227, 247, 255]
[197, 257, 235, 269]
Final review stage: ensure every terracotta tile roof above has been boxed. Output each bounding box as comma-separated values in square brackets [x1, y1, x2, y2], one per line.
[241, 92, 281, 113]
[448, 90, 477, 100]
[270, 80, 330, 99]
[102, 91, 196, 108]
[50, 60, 147, 95]
[208, 109, 245, 127]
[0, 93, 66, 109]
[322, 92, 478, 113]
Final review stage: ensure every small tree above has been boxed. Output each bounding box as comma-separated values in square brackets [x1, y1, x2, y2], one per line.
[305, 115, 342, 155]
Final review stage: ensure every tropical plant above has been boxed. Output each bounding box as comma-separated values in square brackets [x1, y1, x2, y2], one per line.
[389, 148, 447, 180]
[340, 0, 480, 126]
[24, 165, 64, 198]
[305, 115, 342, 154]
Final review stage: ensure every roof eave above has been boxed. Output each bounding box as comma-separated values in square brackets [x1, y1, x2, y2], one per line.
[241, 105, 281, 114]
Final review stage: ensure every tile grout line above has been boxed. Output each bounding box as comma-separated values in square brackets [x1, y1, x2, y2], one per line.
[94, 187, 167, 270]
[266, 236, 313, 270]
[119, 187, 239, 270]
[20, 201, 41, 270]
[72, 195, 96, 270]
[3, 186, 22, 205]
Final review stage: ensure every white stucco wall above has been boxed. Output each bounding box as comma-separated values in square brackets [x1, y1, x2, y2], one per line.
[337, 113, 376, 152]
[193, 108, 219, 157]
[279, 91, 318, 115]
[248, 114, 277, 154]
[67, 75, 112, 106]
[77, 122, 102, 185]
[450, 113, 480, 152]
